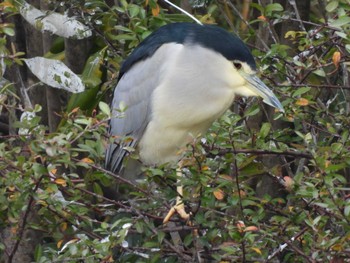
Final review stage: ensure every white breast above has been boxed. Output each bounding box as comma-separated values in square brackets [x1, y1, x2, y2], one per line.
[138, 43, 246, 165]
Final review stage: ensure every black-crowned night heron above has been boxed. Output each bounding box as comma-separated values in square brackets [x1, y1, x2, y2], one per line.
[105, 22, 283, 222]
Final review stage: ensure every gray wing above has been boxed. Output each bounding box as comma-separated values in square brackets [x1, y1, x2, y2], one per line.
[105, 56, 162, 174]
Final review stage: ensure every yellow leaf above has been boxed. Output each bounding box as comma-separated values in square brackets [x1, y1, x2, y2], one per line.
[219, 174, 233, 181]
[287, 115, 294, 122]
[55, 178, 67, 187]
[213, 189, 225, 200]
[257, 15, 267, 21]
[60, 222, 68, 232]
[331, 243, 343, 251]
[332, 51, 341, 68]
[283, 176, 294, 192]
[11, 227, 18, 234]
[239, 190, 246, 197]
[285, 30, 296, 39]
[295, 98, 309, 106]
[57, 239, 64, 249]
[236, 220, 245, 232]
[201, 165, 209, 171]
[252, 247, 262, 255]
[220, 241, 238, 247]
[103, 255, 114, 262]
[0, 1, 14, 8]
[290, 143, 305, 149]
[152, 4, 160, 16]
[37, 200, 48, 207]
[244, 226, 259, 232]
[124, 137, 134, 143]
[179, 157, 194, 166]
[49, 168, 57, 175]
[233, 189, 246, 197]
[81, 157, 94, 164]
[319, 190, 328, 197]
[71, 107, 80, 114]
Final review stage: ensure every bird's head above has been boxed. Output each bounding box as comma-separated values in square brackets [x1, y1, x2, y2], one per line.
[188, 24, 284, 112]
[229, 59, 284, 112]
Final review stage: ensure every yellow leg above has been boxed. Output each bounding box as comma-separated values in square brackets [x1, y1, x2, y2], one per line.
[163, 167, 190, 223]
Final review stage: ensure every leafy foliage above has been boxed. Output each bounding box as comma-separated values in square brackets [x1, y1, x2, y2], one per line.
[1, 0, 350, 262]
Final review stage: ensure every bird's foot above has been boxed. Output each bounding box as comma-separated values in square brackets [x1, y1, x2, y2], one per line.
[163, 202, 190, 223]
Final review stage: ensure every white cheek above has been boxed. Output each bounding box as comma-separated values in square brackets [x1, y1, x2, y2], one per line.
[227, 62, 259, 97]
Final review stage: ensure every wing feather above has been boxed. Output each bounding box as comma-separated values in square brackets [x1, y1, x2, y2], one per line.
[105, 54, 163, 174]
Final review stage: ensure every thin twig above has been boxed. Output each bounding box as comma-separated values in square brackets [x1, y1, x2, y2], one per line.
[231, 143, 246, 262]
[74, 186, 167, 221]
[207, 147, 313, 160]
[128, 204, 193, 261]
[46, 205, 102, 240]
[266, 227, 308, 262]
[288, 0, 307, 32]
[276, 83, 350, 90]
[71, 157, 148, 195]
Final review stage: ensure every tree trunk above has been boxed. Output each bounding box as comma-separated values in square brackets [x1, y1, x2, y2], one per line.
[250, 0, 310, 199]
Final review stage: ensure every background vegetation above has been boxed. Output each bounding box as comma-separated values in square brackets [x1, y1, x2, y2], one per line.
[1, 0, 350, 262]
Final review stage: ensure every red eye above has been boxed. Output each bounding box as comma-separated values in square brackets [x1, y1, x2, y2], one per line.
[233, 63, 242, 70]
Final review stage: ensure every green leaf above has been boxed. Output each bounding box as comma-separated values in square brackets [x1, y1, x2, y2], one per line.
[80, 50, 105, 89]
[335, 31, 348, 39]
[128, 4, 140, 17]
[120, 0, 128, 8]
[34, 244, 42, 261]
[64, 50, 107, 117]
[135, 220, 144, 233]
[325, 1, 338, 12]
[113, 25, 133, 32]
[109, 34, 137, 41]
[3, 27, 15, 36]
[240, 162, 266, 177]
[93, 182, 103, 196]
[325, 163, 347, 173]
[99, 101, 110, 117]
[313, 68, 326, 77]
[330, 16, 350, 28]
[265, 3, 283, 15]
[346, 44, 350, 53]
[292, 86, 311, 97]
[183, 234, 193, 246]
[157, 231, 165, 244]
[74, 118, 91, 125]
[244, 104, 260, 117]
[331, 142, 343, 154]
[32, 163, 47, 177]
[250, 3, 264, 13]
[259, 123, 271, 139]
[344, 205, 350, 217]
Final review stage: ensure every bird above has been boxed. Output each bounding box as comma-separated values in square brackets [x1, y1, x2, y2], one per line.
[105, 22, 283, 221]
